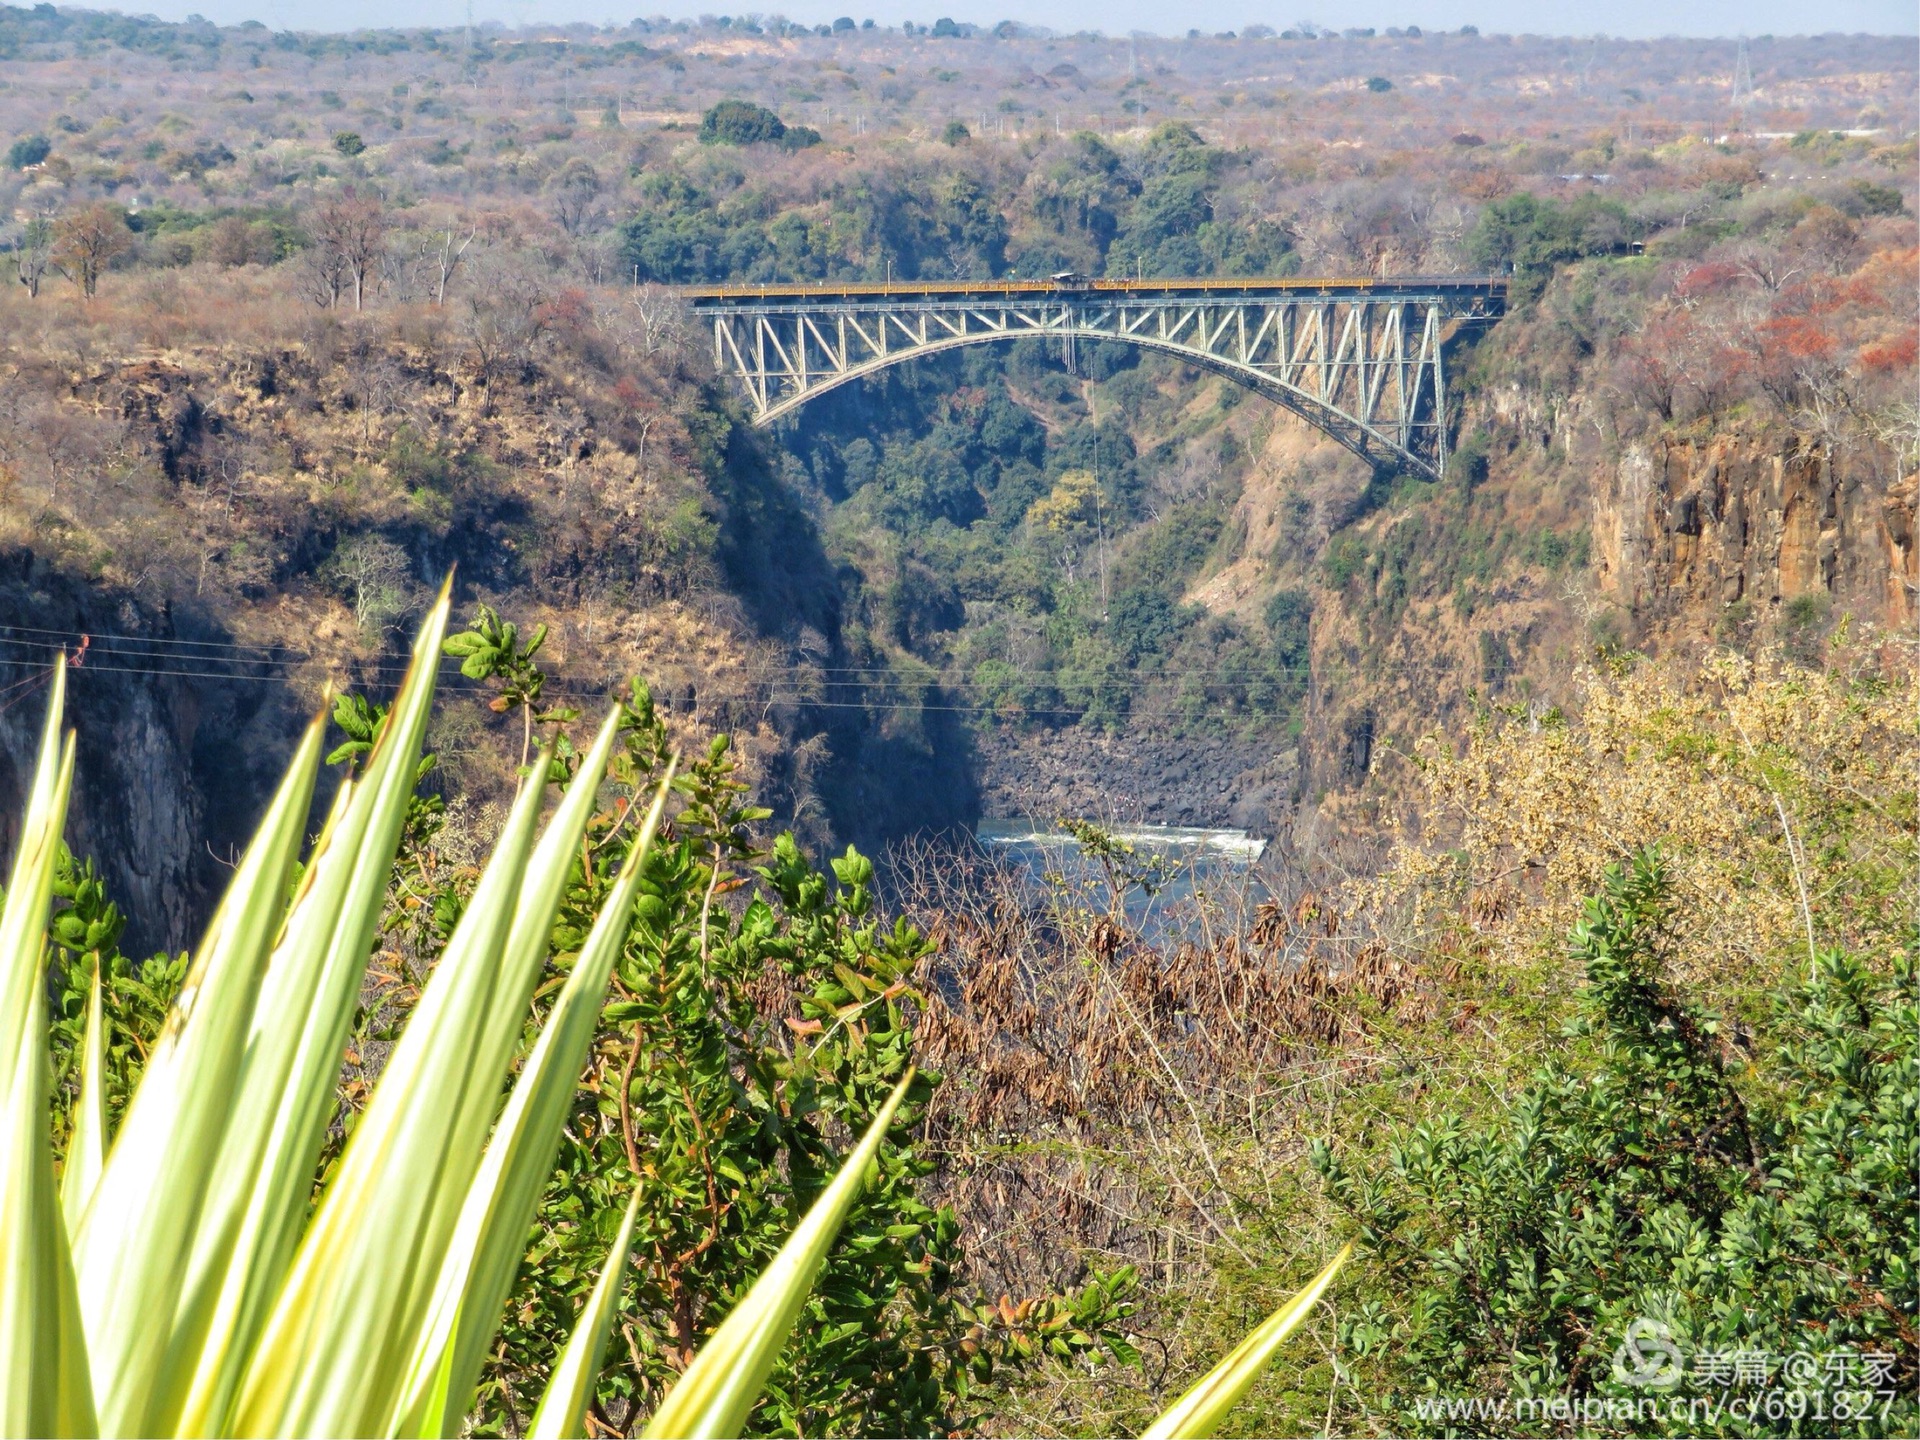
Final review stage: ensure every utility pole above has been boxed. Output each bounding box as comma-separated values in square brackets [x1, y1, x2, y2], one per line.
[1731, 36, 1755, 136]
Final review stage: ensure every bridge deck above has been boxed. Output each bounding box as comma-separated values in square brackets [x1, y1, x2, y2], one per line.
[681, 275, 1507, 305]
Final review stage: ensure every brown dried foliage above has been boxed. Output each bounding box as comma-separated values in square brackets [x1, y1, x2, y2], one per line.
[889, 837, 1426, 1305]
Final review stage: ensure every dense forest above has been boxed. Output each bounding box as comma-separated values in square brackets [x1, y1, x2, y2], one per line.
[0, 8, 1913, 1438]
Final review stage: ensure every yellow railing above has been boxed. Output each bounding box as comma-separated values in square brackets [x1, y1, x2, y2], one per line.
[678, 275, 1507, 301]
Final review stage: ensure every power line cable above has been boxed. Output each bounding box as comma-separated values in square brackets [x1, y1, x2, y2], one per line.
[0, 628, 1467, 685]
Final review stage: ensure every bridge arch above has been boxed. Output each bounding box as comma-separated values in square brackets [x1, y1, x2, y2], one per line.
[685, 278, 1505, 480]
[754, 325, 1407, 475]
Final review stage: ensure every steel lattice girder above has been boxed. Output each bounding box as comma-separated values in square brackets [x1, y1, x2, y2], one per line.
[682, 278, 1505, 479]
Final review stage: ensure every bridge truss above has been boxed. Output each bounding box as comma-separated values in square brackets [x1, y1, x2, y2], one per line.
[683, 277, 1505, 479]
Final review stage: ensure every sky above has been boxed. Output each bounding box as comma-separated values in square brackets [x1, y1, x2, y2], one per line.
[121, 0, 1920, 36]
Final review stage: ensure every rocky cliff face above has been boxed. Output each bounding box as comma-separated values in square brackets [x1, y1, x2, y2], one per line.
[1595, 433, 1916, 637]
[1238, 399, 1916, 837]
[973, 726, 1296, 835]
[0, 550, 309, 955]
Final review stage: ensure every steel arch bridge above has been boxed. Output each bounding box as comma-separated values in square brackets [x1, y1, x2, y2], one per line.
[681, 275, 1506, 480]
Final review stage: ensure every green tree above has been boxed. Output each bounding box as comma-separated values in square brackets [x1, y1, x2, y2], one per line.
[6, 132, 50, 168]
[1466, 192, 1635, 300]
[699, 100, 789, 147]
[1263, 589, 1312, 669]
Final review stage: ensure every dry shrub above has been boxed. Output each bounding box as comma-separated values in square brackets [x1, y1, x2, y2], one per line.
[889, 835, 1419, 1299]
[1357, 638, 1916, 996]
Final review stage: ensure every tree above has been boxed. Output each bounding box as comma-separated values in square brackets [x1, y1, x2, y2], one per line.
[307, 190, 386, 311]
[295, 241, 349, 308]
[1466, 191, 1633, 300]
[603, 282, 691, 362]
[6, 132, 50, 169]
[1788, 204, 1860, 276]
[51, 203, 131, 300]
[13, 214, 54, 297]
[1264, 588, 1312, 669]
[548, 158, 604, 236]
[699, 100, 788, 146]
[206, 214, 258, 267]
[321, 533, 412, 636]
[1026, 469, 1104, 585]
[332, 129, 366, 157]
[430, 222, 475, 305]
[458, 251, 551, 402]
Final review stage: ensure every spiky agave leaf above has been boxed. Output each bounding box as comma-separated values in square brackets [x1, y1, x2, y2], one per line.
[1138, 1243, 1352, 1440]
[58, 961, 106, 1240]
[642, 1071, 918, 1440]
[227, 739, 555, 1437]
[525, 1185, 645, 1440]
[388, 709, 627, 1369]
[0, 659, 94, 1438]
[393, 765, 677, 1439]
[231, 691, 643, 1435]
[166, 592, 452, 1438]
[69, 714, 325, 1438]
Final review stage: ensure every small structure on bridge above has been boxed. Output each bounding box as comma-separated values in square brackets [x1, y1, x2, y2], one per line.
[680, 275, 1505, 480]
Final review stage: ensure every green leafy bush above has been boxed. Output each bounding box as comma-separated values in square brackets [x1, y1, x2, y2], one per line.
[1317, 851, 1916, 1437]
[699, 100, 793, 147]
[1467, 192, 1636, 300]
[6, 131, 50, 168]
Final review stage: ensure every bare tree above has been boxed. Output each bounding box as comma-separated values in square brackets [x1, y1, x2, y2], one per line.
[458, 249, 551, 404]
[307, 190, 386, 310]
[432, 223, 475, 305]
[321, 533, 412, 634]
[603, 283, 692, 363]
[1729, 242, 1802, 294]
[295, 242, 349, 308]
[547, 158, 604, 236]
[1789, 206, 1860, 276]
[13, 215, 53, 298]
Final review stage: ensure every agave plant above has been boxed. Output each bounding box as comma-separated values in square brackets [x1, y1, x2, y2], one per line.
[0, 590, 1349, 1439]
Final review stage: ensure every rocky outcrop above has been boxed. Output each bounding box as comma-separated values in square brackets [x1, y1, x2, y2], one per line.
[1595, 432, 1916, 633]
[0, 550, 309, 955]
[973, 726, 1296, 836]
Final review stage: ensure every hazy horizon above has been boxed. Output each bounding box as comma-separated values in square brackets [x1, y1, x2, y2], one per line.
[44, 0, 1920, 38]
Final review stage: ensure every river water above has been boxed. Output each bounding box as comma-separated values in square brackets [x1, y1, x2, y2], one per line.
[972, 818, 1271, 935]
